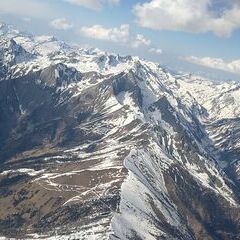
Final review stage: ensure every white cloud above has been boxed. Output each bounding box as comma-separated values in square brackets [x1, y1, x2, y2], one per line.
[149, 48, 162, 54]
[63, 0, 120, 10]
[22, 17, 31, 22]
[80, 24, 156, 51]
[63, 0, 101, 10]
[80, 24, 130, 43]
[133, 0, 240, 37]
[50, 18, 73, 30]
[108, 0, 120, 6]
[0, 0, 52, 18]
[132, 34, 151, 48]
[185, 56, 240, 74]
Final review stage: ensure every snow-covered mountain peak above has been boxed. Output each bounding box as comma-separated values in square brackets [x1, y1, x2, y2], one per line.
[0, 22, 30, 41]
[1, 23, 240, 122]
[0, 22, 18, 36]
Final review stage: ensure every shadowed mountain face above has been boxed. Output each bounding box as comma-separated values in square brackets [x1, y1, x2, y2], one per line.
[0, 23, 240, 240]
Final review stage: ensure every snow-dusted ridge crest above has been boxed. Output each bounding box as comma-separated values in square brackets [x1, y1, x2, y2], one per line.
[0, 22, 240, 240]
[0, 21, 143, 79]
[1, 21, 240, 122]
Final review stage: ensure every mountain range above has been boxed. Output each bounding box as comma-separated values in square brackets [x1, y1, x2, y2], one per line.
[0, 22, 240, 240]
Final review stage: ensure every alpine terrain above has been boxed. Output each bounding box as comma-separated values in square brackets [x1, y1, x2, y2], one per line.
[0, 23, 240, 240]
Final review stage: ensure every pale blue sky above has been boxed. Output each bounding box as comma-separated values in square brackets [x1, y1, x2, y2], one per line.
[1, 0, 240, 80]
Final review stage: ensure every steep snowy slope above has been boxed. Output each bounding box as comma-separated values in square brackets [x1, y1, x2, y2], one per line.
[0, 23, 240, 240]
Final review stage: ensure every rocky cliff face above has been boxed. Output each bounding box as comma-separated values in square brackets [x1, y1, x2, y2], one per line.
[0, 23, 240, 240]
